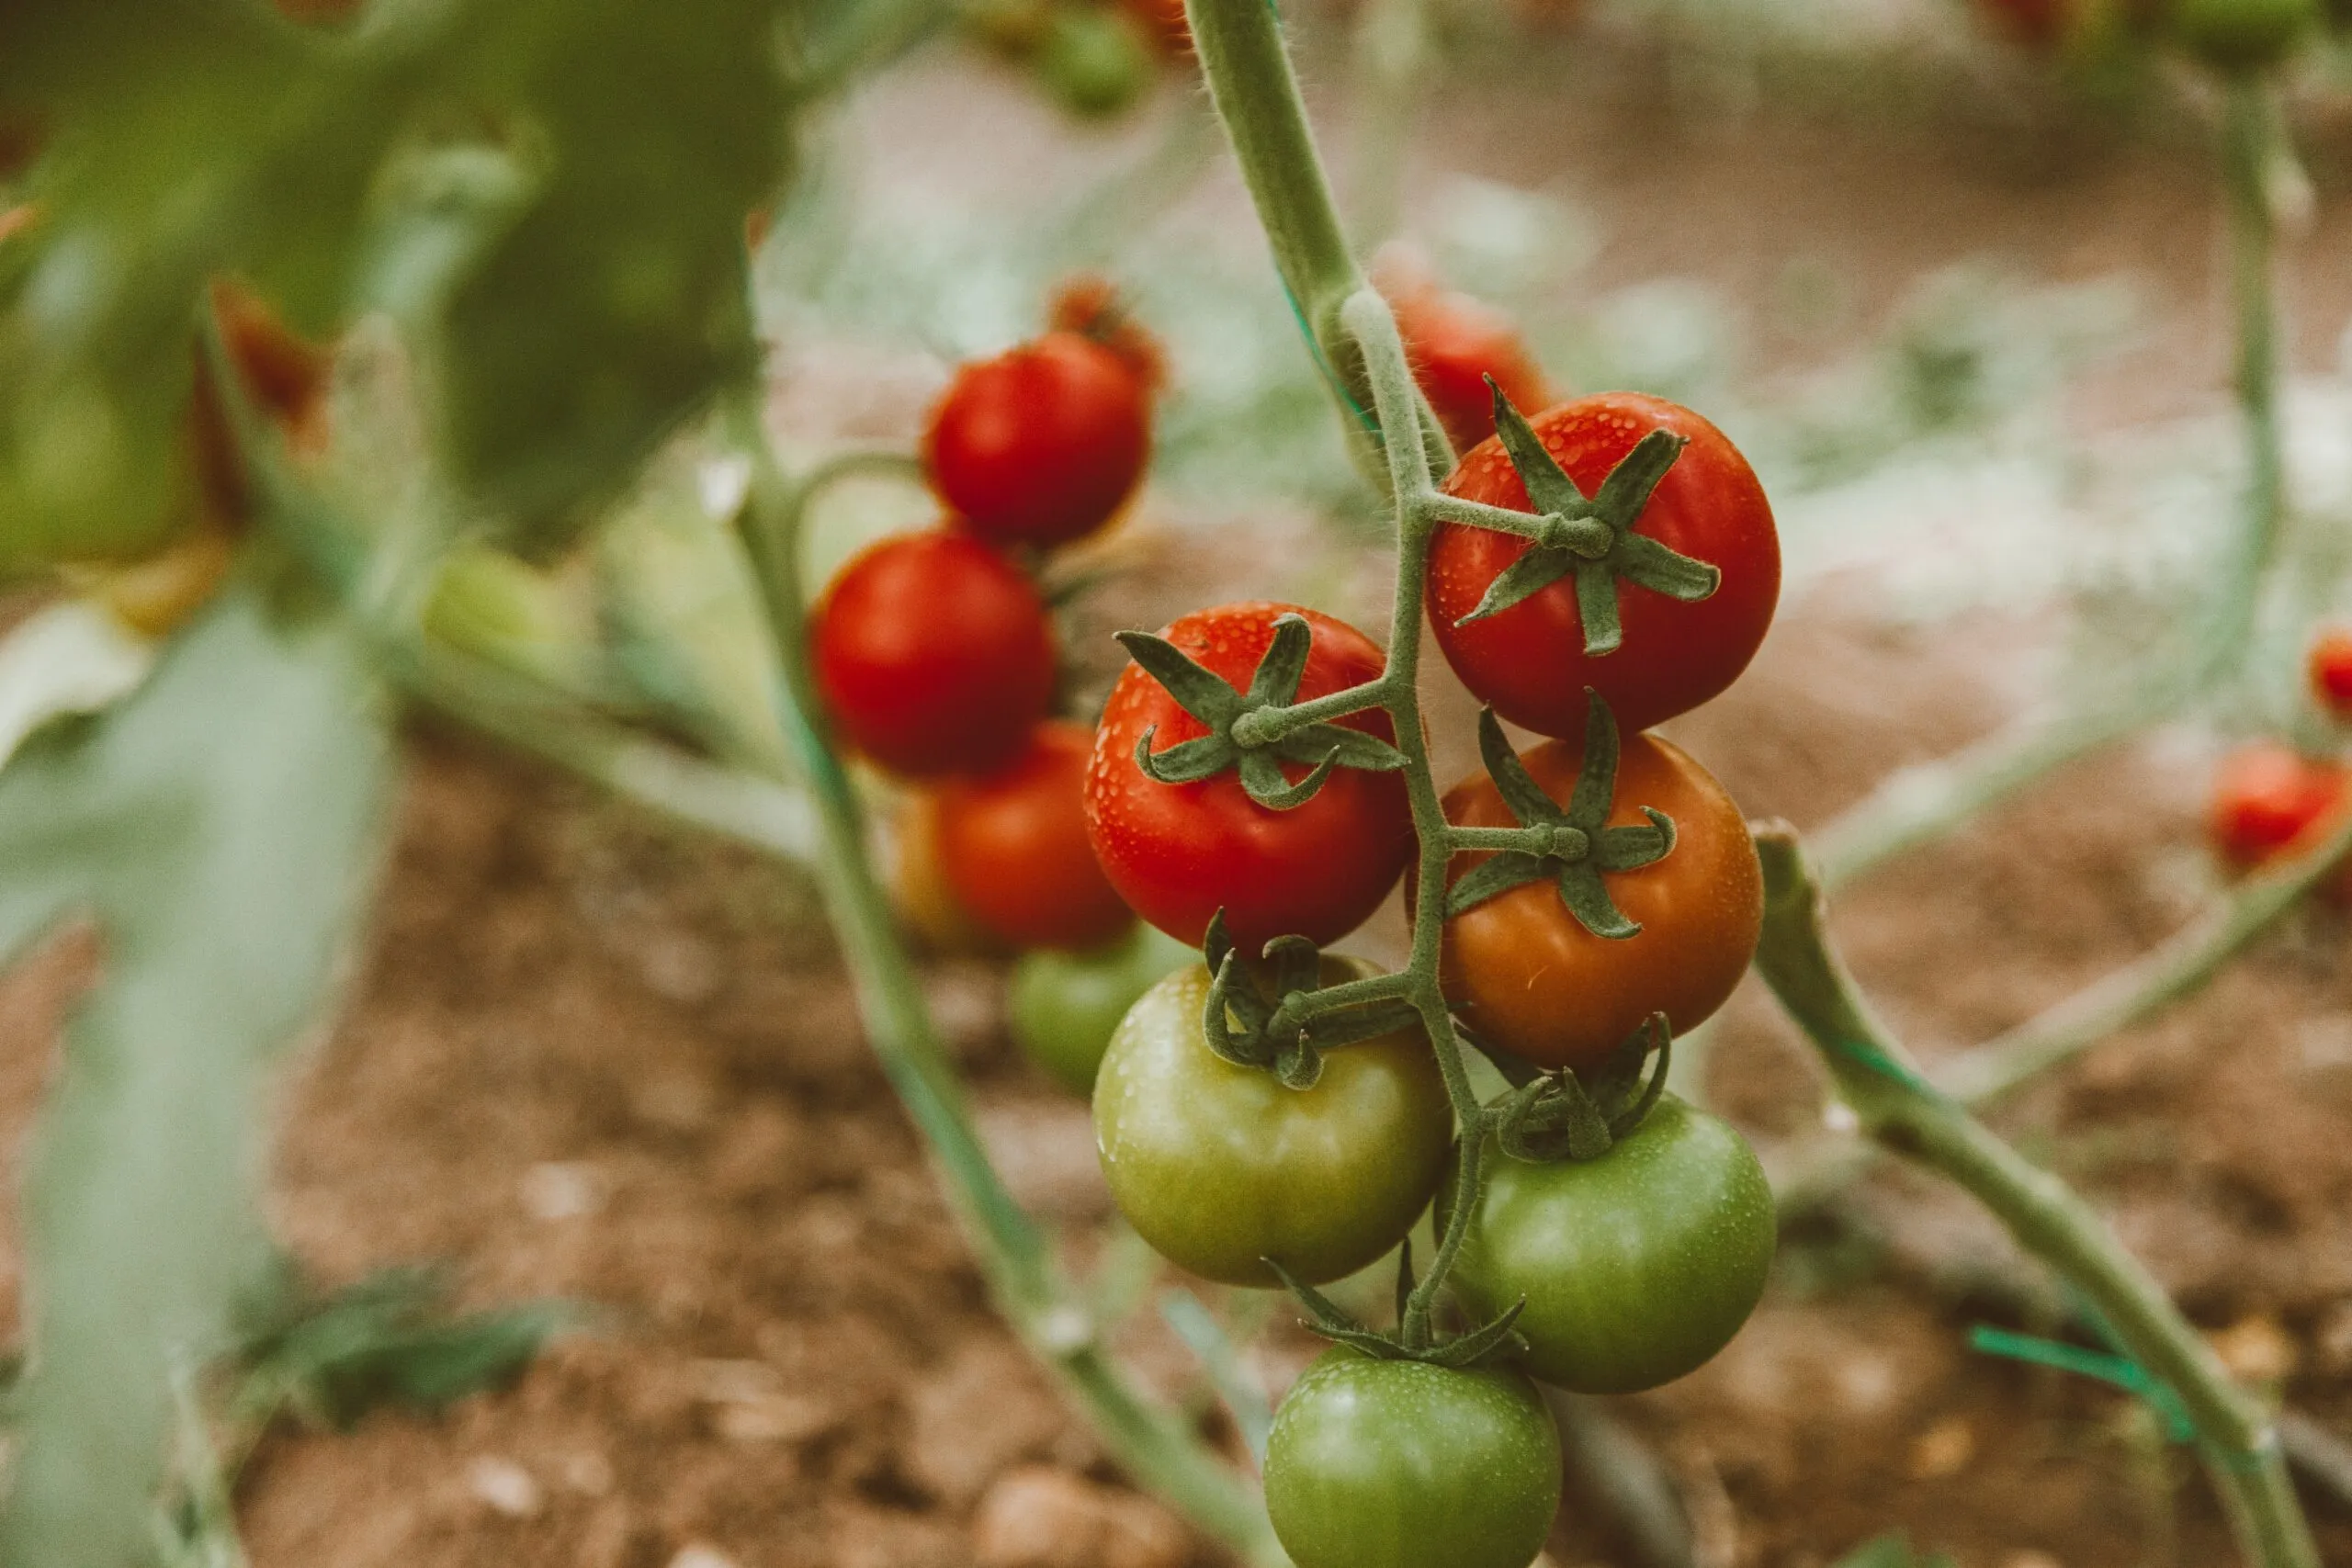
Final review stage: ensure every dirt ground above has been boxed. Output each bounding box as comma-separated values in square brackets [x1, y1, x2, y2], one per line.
[7, 17, 2352, 1568]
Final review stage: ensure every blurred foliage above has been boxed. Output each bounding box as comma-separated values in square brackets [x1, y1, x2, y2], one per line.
[0, 0, 820, 569]
[1831, 1534, 1962, 1568]
[0, 586, 390, 1568]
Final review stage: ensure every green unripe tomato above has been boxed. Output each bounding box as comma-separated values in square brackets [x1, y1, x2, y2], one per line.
[2167, 0, 2316, 69]
[1264, 1348, 1563, 1568]
[1007, 923, 1194, 1094]
[1091, 961, 1452, 1286]
[1443, 1095, 1774, 1394]
[1035, 5, 1152, 118]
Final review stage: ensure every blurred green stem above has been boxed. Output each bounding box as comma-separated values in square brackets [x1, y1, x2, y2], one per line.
[727, 400, 1282, 1564]
[1752, 825, 2319, 1568]
[1813, 77, 2291, 892]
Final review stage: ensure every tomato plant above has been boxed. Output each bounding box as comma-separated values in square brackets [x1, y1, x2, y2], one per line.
[925, 331, 1152, 547]
[2208, 740, 2350, 879]
[1007, 922, 1194, 1093]
[1438, 712, 1762, 1071]
[933, 720, 1136, 952]
[1426, 391, 1781, 739]
[1262, 1348, 1563, 1568]
[1086, 602, 1414, 950]
[1442, 1095, 1774, 1393]
[810, 530, 1057, 778]
[1091, 961, 1451, 1285]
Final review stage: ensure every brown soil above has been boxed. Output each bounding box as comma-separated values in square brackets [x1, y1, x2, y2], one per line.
[7, 18, 2352, 1568]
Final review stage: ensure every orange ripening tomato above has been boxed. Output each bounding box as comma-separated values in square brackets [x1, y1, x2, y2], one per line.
[935, 722, 1137, 952]
[1123, 0, 1193, 54]
[893, 794, 1014, 958]
[1438, 731, 1761, 1071]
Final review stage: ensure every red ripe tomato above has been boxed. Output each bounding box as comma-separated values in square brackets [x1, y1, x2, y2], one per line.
[811, 530, 1057, 779]
[1048, 274, 1167, 397]
[2208, 742, 2349, 869]
[2309, 629, 2352, 721]
[925, 332, 1151, 548]
[1382, 276, 1552, 456]
[1086, 603, 1413, 951]
[935, 722, 1136, 951]
[1427, 392, 1780, 739]
[1439, 729, 1761, 1071]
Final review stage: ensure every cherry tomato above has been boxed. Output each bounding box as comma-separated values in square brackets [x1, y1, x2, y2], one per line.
[2167, 0, 2316, 66]
[1377, 263, 1553, 457]
[1122, 0, 1193, 54]
[891, 793, 1012, 958]
[1091, 960, 1452, 1286]
[1048, 274, 1167, 396]
[810, 530, 1057, 779]
[1439, 728, 1760, 1071]
[1007, 923, 1195, 1093]
[935, 721, 1136, 952]
[1263, 1348, 1562, 1568]
[1086, 603, 1414, 951]
[1427, 393, 1780, 738]
[1442, 1095, 1774, 1394]
[925, 332, 1150, 548]
[2208, 741, 2349, 869]
[1035, 6, 1154, 118]
[2309, 629, 2352, 721]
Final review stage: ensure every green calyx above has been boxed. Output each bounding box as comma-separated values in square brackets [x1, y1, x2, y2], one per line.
[1198, 914, 1418, 1089]
[1268, 1247, 1529, 1367]
[1491, 1015, 1674, 1163]
[1455, 381, 1721, 655]
[1444, 694, 1677, 938]
[1119, 613, 1404, 810]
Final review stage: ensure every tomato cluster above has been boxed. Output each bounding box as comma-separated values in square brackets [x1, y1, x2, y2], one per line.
[812, 290, 1183, 1083]
[1074, 382, 1781, 1568]
[2197, 629, 2352, 899]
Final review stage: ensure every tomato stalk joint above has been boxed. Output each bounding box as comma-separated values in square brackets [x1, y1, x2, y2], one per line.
[1117, 612, 1407, 810]
[1444, 696, 1679, 940]
[1267, 1247, 1532, 1366]
[1453, 382, 1723, 657]
[1198, 915, 1420, 1089]
[1491, 1015, 1674, 1163]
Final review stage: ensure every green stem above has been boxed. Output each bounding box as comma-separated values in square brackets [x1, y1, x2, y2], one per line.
[728, 405, 1280, 1563]
[1185, 0, 1452, 485]
[1811, 76, 2291, 892]
[1751, 824, 2319, 1568]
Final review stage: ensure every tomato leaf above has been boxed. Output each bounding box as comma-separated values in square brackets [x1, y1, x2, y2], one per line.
[1555, 860, 1642, 942]
[0, 586, 390, 1566]
[1487, 384, 1589, 518]
[1114, 630, 1245, 728]
[1595, 809, 1676, 873]
[1238, 746, 1340, 811]
[1612, 530, 1722, 604]
[1442, 851, 1551, 919]
[1242, 613, 1313, 706]
[1132, 728, 1234, 786]
[1564, 692, 1622, 827]
[1589, 429, 1687, 523]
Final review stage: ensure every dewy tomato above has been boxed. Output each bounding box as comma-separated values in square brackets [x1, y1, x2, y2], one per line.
[1441, 726, 1761, 1070]
[1085, 602, 1412, 950]
[1427, 392, 1779, 738]
[934, 721, 1136, 952]
[810, 530, 1056, 778]
[1378, 263, 1552, 456]
[925, 331, 1151, 548]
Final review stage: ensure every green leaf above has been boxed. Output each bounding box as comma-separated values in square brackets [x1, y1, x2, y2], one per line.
[1589, 429, 1687, 524]
[1114, 630, 1245, 728]
[1487, 385, 1587, 518]
[1443, 851, 1551, 918]
[1564, 692, 1621, 829]
[1613, 531, 1722, 604]
[1271, 722, 1405, 773]
[1454, 542, 1575, 627]
[1238, 746, 1340, 811]
[1133, 729, 1234, 786]
[1595, 808, 1676, 873]
[1475, 707, 1561, 828]
[1242, 614, 1313, 706]
[0, 586, 391, 1568]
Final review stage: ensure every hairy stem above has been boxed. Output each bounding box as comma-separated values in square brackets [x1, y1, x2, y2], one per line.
[1751, 824, 2319, 1568]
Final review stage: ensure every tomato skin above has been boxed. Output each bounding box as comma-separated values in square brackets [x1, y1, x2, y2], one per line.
[1385, 284, 1553, 457]
[935, 721, 1137, 952]
[810, 531, 1057, 779]
[2208, 741, 2350, 867]
[1008, 923, 1195, 1093]
[1438, 729, 1760, 1071]
[1427, 393, 1780, 738]
[1264, 1347, 1562, 1568]
[1091, 962, 1452, 1286]
[2309, 630, 2352, 720]
[926, 333, 1151, 548]
[892, 794, 1012, 958]
[1442, 1095, 1774, 1394]
[1085, 603, 1414, 951]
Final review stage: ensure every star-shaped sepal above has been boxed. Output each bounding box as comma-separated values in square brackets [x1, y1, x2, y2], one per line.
[1455, 382, 1722, 656]
[1117, 613, 1405, 811]
[1263, 1247, 1530, 1370]
[1443, 694, 1677, 939]
[1490, 1014, 1674, 1164]
[1195, 914, 1420, 1091]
